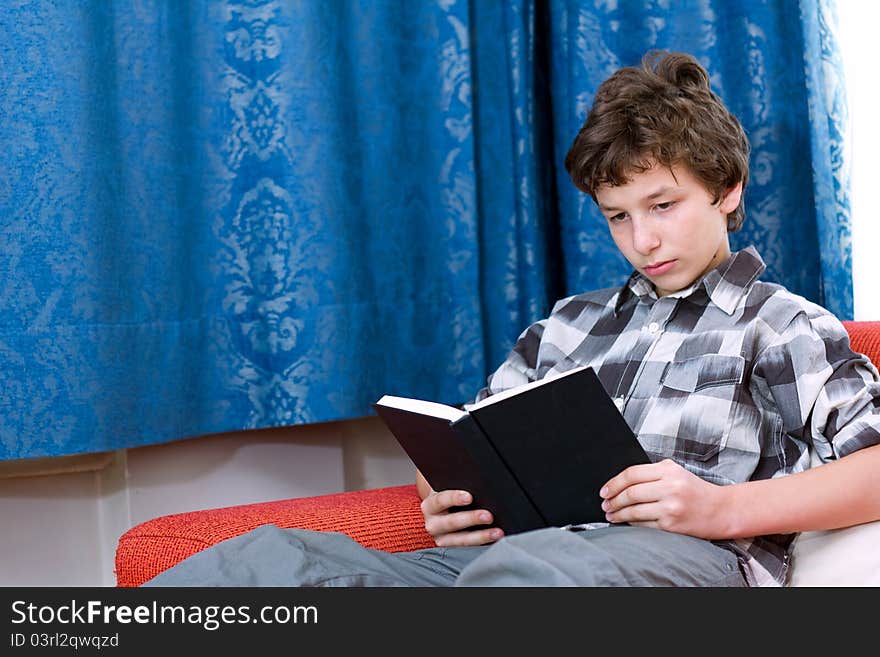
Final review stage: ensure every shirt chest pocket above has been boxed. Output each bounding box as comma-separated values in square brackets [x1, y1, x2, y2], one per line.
[639, 354, 746, 463]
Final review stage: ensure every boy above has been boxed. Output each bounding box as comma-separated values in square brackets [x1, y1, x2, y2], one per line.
[147, 51, 880, 587]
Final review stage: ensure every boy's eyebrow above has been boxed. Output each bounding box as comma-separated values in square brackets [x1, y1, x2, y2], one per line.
[598, 185, 678, 212]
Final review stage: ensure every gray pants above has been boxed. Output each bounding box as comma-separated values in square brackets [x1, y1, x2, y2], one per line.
[144, 524, 746, 587]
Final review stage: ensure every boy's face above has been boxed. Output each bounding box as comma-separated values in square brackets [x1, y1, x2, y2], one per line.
[595, 163, 742, 297]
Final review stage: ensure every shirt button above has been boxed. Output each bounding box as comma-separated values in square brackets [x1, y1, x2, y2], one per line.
[648, 322, 660, 334]
[613, 397, 625, 411]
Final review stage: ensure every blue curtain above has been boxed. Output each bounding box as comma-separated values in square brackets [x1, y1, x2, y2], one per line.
[0, 0, 849, 459]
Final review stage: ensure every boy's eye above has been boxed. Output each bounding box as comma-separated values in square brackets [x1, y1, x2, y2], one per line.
[608, 213, 628, 223]
[655, 201, 674, 211]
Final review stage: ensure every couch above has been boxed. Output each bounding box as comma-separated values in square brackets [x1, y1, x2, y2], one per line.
[115, 320, 880, 587]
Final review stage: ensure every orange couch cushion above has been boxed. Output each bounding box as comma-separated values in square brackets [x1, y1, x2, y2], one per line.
[115, 484, 434, 587]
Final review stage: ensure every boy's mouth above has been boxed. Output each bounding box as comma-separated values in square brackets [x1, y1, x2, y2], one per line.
[643, 259, 676, 276]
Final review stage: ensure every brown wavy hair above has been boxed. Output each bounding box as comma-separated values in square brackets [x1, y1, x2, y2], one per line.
[564, 50, 750, 232]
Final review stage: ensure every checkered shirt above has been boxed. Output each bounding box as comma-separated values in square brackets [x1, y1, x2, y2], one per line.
[474, 246, 880, 586]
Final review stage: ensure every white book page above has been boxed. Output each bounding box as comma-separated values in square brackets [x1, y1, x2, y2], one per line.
[375, 395, 468, 422]
[465, 364, 591, 411]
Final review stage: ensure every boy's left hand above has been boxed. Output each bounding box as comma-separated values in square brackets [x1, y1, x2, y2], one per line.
[599, 458, 730, 539]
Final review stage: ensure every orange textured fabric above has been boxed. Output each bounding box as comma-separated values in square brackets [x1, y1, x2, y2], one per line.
[116, 322, 880, 587]
[842, 321, 880, 366]
[115, 484, 434, 587]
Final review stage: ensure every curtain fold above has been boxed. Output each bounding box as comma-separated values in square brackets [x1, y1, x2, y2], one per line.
[0, 0, 850, 459]
[798, 0, 851, 313]
[470, 0, 563, 375]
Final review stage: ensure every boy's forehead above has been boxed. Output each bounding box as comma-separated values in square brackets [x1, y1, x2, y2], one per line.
[595, 164, 686, 203]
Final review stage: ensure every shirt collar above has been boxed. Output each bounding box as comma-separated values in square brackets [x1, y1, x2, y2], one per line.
[614, 246, 766, 316]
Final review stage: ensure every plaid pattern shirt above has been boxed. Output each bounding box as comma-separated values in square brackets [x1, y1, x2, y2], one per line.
[474, 246, 880, 586]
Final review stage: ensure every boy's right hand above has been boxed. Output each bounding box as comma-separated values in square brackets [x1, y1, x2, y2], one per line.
[420, 489, 504, 547]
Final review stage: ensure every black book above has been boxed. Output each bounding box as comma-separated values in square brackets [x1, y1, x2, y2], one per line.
[373, 365, 651, 535]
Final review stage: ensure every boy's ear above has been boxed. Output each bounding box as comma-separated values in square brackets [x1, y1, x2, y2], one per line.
[719, 182, 743, 214]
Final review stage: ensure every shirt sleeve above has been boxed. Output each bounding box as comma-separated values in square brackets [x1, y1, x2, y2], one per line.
[751, 309, 880, 461]
[469, 313, 552, 405]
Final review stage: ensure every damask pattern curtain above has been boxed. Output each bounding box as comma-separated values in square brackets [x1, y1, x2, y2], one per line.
[0, 0, 849, 459]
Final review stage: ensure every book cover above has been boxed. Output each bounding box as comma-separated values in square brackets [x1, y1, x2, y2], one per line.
[373, 365, 650, 534]
[467, 366, 650, 527]
[372, 401, 546, 534]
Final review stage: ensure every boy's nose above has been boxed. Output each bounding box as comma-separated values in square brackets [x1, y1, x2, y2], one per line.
[631, 218, 661, 255]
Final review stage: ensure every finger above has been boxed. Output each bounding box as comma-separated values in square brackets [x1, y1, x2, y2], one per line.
[446, 508, 495, 532]
[435, 526, 504, 548]
[600, 462, 664, 499]
[422, 489, 471, 515]
[604, 501, 663, 525]
[601, 480, 666, 514]
[426, 508, 494, 537]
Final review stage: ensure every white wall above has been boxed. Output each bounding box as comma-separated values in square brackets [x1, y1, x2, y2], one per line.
[838, 0, 880, 321]
[0, 418, 415, 586]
